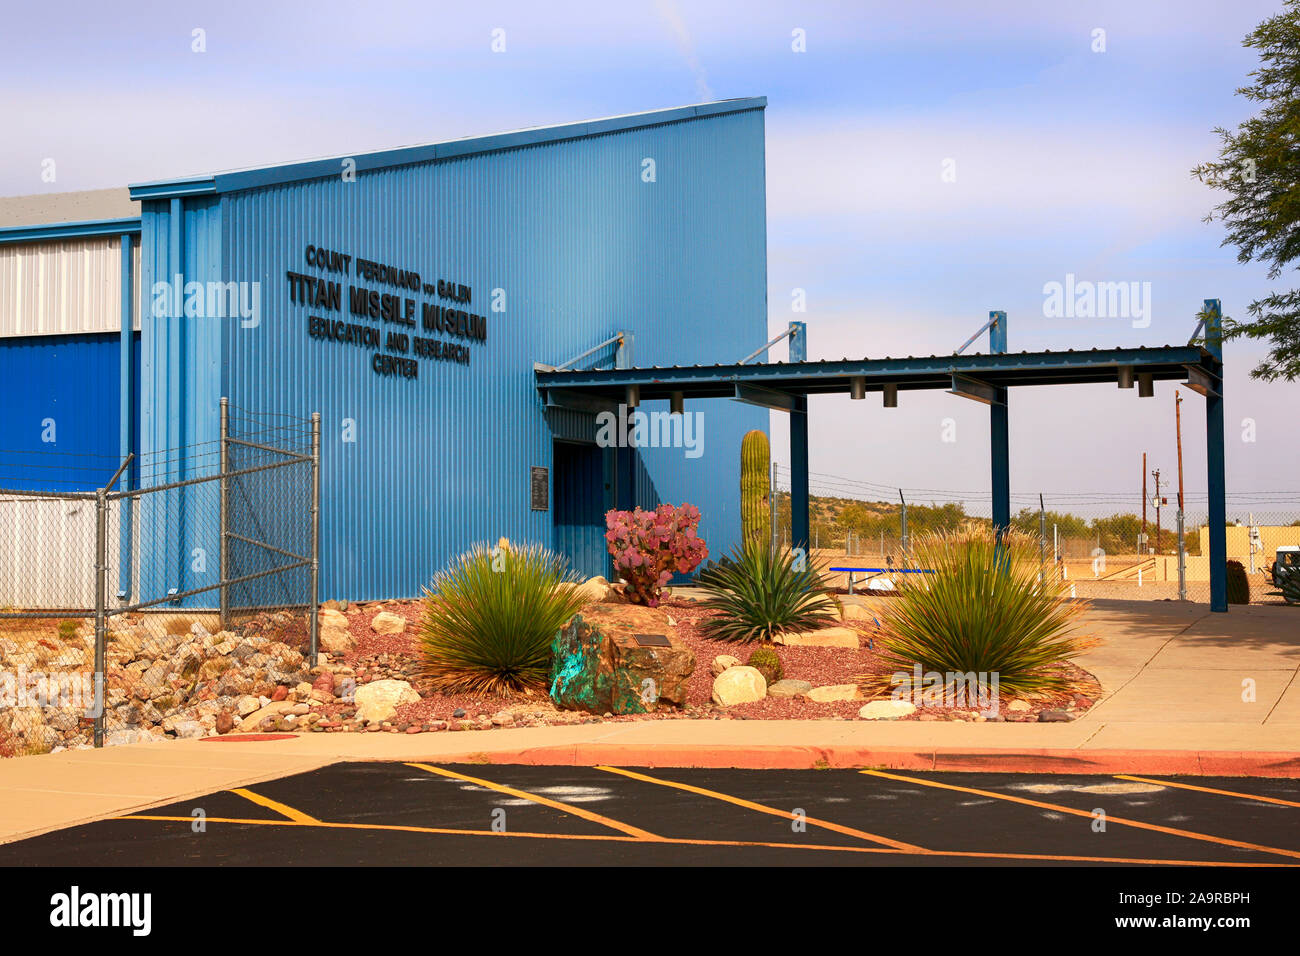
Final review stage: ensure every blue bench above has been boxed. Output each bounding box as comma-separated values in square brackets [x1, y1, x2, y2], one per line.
[829, 566, 936, 595]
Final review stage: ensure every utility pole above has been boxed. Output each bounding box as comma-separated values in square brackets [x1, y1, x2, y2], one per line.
[1175, 392, 1185, 514]
[1141, 452, 1148, 554]
[1152, 468, 1163, 555]
[1175, 390, 1187, 600]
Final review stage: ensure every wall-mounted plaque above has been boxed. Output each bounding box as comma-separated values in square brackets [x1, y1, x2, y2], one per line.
[530, 466, 549, 511]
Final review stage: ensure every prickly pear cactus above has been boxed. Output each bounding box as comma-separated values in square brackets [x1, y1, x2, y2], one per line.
[741, 430, 771, 546]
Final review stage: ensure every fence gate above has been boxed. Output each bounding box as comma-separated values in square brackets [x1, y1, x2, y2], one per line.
[0, 401, 320, 755]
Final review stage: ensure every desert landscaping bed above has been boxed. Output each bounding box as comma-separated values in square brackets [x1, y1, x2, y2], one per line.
[0, 588, 1103, 756]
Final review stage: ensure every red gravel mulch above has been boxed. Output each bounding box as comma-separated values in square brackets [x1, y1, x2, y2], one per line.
[314, 597, 1100, 727]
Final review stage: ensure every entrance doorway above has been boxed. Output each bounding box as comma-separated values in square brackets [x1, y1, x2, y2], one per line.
[552, 440, 610, 578]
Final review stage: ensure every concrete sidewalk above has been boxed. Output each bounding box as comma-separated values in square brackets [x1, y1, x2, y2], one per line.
[1, 597, 1297, 846]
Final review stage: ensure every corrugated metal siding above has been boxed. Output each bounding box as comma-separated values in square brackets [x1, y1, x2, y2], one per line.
[136, 197, 224, 606]
[0, 333, 138, 492]
[0, 236, 140, 337]
[194, 107, 765, 600]
[0, 494, 128, 608]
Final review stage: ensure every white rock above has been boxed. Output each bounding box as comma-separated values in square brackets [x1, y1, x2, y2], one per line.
[777, 627, 859, 648]
[858, 700, 917, 720]
[370, 611, 408, 635]
[710, 655, 742, 677]
[806, 683, 860, 703]
[1007, 699, 1031, 712]
[354, 679, 420, 722]
[711, 666, 767, 706]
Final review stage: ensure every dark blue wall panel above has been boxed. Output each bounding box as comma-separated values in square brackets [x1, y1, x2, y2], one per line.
[0, 333, 139, 492]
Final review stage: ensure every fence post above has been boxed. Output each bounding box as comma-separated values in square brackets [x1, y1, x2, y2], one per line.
[899, 490, 909, 559]
[1177, 509, 1187, 601]
[1038, 493, 1046, 584]
[219, 397, 230, 632]
[309, 412, 321, 668]
[93, 487, 107, 749]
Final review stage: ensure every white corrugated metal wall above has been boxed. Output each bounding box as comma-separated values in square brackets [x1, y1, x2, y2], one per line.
[0, 236, 140, 337]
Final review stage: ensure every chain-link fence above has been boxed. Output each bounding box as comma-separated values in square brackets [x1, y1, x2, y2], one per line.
[772, 466, 1300, 606]
[0, 400, 320, 756]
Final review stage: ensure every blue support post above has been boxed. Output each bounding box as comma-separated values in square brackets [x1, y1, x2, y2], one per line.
[1204, 299, 1228, 612]
[118, 232, 133, 600]
[988, 311, 1010, 537]
[615, 329, 636, 510]
[788, 322, 809, 554]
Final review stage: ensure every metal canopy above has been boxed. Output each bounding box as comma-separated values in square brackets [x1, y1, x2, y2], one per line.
[535, 312, 1229, 614]
[535, 345, 1218, 403]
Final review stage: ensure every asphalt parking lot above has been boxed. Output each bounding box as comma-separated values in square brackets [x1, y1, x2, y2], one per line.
[1, 763, 1297, 867]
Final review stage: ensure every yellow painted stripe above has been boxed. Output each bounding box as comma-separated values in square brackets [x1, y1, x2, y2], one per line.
[861, 769, 1300, 861]
[406, 763, 660, 840]
[1115, 775, 1300, 809]
[114, 814, 1295, 867]
[229, 787, 319, 823]
[596, 765, 925, 852]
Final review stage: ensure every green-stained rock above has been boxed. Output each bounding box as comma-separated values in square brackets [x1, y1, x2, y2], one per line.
[549, 604, 695, 715]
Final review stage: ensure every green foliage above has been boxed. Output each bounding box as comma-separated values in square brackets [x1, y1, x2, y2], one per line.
[697, 541, 839, 644]
[746, 646, 784, 685]
[740, 430, 771, 546]
[57, 619, 78, 642]
[419, 542, 587, 695]
[1191, 1, 1300, 381]
[1226, 559, 1251, 605]
[863, 529, 1093, 699]
[1011, 508, 1147, 555]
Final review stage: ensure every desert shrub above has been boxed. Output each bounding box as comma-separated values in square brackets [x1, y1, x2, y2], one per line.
[419, 542, 586, 695]
[605, 504, 708, 607]
[1226, 560, 1250, 604]
[862, 528, 1093, 699]
[697, 541, 839, 643]
[56, 620, 78, 642]
[747, 646, 784, 685]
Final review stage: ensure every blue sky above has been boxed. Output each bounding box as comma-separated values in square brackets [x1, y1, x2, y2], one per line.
[3, 0, 1294, 515]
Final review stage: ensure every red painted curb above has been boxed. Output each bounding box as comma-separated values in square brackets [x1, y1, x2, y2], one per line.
[420, 744, 1300, 778]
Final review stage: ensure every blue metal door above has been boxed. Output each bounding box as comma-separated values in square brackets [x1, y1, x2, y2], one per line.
[552, 440, 609, 578]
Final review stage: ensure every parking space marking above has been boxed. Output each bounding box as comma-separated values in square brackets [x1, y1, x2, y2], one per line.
[111, 812, 1294, 866]
[861, 769, 1300, 861]
[595, 765, 926, 852]
[1114, 775, 1300, 808]
[229, 787, 320, 824]
[406, 763, 661, 840]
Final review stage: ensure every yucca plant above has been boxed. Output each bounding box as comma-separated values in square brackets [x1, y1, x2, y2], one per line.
[861, 528, 1093, 699]
[696, 541, 839, 643]
[419, 541, 587, 695]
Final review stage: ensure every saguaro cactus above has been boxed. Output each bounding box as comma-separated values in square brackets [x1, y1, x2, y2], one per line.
[741, 430, 771, 546]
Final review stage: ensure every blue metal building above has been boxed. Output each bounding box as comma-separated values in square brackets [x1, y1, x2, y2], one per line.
[2, 99, 771, 603]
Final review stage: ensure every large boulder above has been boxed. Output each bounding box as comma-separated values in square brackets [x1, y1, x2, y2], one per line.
[370, 611, 408, 636]
[320, 624, 355, 656]
[711, 666, 766, 706]
[550, 604, 695, 715]
[353, 679, 420, 722]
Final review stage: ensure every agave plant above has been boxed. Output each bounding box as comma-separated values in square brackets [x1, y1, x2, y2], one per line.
[862, 528, 1093, 699]
[696, 541, 839, 643]
[419, 541, 587, 695]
